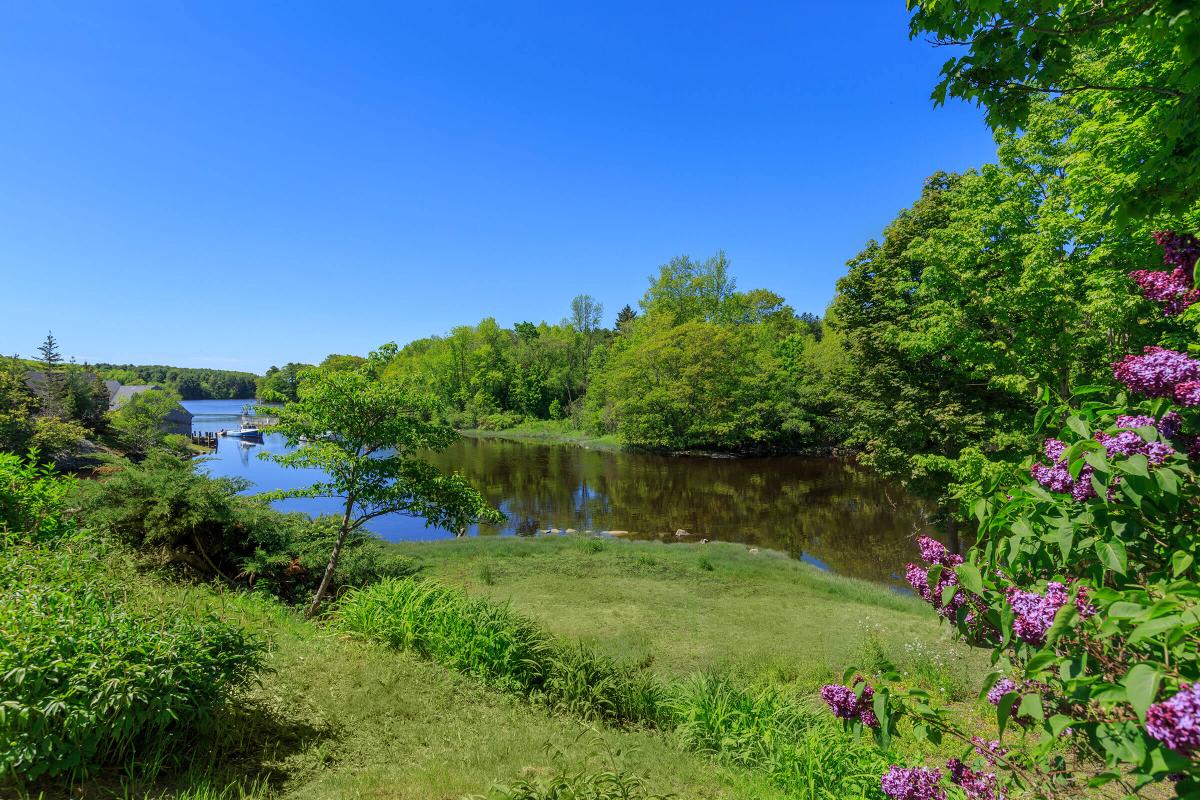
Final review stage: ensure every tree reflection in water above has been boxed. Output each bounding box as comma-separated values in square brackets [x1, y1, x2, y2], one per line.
[422, 437, 939, 587]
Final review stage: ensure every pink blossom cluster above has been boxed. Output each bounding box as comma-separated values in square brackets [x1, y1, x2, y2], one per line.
[1113, 347, 1200, 406]
[1005, 581, 1095, 646]
[880, 766, 945, 800]
[1146, 683, 1200, 755]
[820, 676, 878, 727]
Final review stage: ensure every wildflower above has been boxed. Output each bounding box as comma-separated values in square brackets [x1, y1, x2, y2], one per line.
[1113, 347, 1200, 399]
[881, 766, 945, 800]
[1146, 684, 1200, 755]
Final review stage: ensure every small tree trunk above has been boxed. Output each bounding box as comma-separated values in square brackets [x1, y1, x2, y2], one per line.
[946, 515, 961, 556]
[306, 495, 355, 618]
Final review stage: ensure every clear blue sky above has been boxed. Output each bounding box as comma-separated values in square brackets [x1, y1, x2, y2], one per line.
[0, 2, 996, 374]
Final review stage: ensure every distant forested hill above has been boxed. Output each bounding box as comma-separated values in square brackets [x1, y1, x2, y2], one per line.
[95, 364, 259, 400]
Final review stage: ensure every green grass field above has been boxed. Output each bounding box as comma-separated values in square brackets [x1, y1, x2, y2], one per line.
[51, 536, 984, 800]
[385, 536, 975, 684]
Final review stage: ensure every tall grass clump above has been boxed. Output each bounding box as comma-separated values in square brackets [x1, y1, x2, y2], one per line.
[336, 578, 664, 726]
[335, 577, 552, 694]
[667, 674, 888, 799]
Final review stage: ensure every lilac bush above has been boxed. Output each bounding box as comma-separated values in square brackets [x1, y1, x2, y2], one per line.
[825, 233, 1200, 798]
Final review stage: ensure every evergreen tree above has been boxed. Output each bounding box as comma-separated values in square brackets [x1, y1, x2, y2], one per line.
[34, 332, 68, 417]
[615, 304, 637, 330]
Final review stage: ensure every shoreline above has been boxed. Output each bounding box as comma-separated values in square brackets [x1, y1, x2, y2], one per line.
[459, 424, 845, 459]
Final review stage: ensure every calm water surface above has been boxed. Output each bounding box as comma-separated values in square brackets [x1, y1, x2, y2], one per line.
[185, 399, 935, 586]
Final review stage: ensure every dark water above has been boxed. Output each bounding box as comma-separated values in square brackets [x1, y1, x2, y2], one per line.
[184, 399, 935, 586]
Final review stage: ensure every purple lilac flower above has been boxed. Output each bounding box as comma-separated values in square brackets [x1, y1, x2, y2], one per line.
[1130, 268, 1199, 316]
[880, 766, 945, 800]
[987, 678, 1017, 707]
[1146, 683, 1200, 755]
[1074, 585, 1097, 619]
[1095, 430, 1177, 465]
[1006, 582, 1070, 646]
[1159, 411, 1183, 439]
[1116, 414, 1157, 430]
[971, 737, 1008, 766]
[1153, 231, 1200, 272]
[820, 678, 878, 727]
[1030, 438, 1101, 501]
[1175, 380, 1200, 407]
[948, 759, 1005, 800]
[918, 535, 963, 567]
[906, 537, 970, 620]
[1113, 347, 1200, 399]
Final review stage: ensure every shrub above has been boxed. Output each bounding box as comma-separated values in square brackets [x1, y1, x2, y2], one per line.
[823, 233, 1200, 797]
[0, 451, 75, 542]
[74, 453, 417, 603]
[0, 541, 263, 783]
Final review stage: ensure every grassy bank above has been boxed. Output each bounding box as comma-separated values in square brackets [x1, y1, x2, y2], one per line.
[19, 533, 986, 799]
[385, 536, 979, 685]
[459, 420, 624, 451]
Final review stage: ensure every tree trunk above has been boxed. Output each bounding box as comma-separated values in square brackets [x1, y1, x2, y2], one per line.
[946, 515, 961, 556]
[306, 494, 355, 618]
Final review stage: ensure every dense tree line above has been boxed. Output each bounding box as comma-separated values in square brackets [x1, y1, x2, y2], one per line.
[96, 363, 258, 400]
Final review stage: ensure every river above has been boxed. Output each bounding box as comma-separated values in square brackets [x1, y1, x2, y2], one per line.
[185, 399, 935, 587]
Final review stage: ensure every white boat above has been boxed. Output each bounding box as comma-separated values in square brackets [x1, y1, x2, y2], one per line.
[220, 425, 263, 441]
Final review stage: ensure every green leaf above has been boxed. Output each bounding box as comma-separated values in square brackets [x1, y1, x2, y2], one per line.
[1045, 604, 1078, 645]
[1084, 448, 1109, 473]
[955, 563, 984, 596]
[998, 692, 1019, 736]
[1156, 468, 1180, 496]
[1171, 550, 1194, 577]
[1107, 601, 1146, 619]
[1129, 615, 1184, 645]
[1116, 454, 1149, 478]
[1123, 664, 1161, 723]
[1019, 693, 1044, 721]
[1096, 539, 1128, 575]
[1066, 415, 1090, 438]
